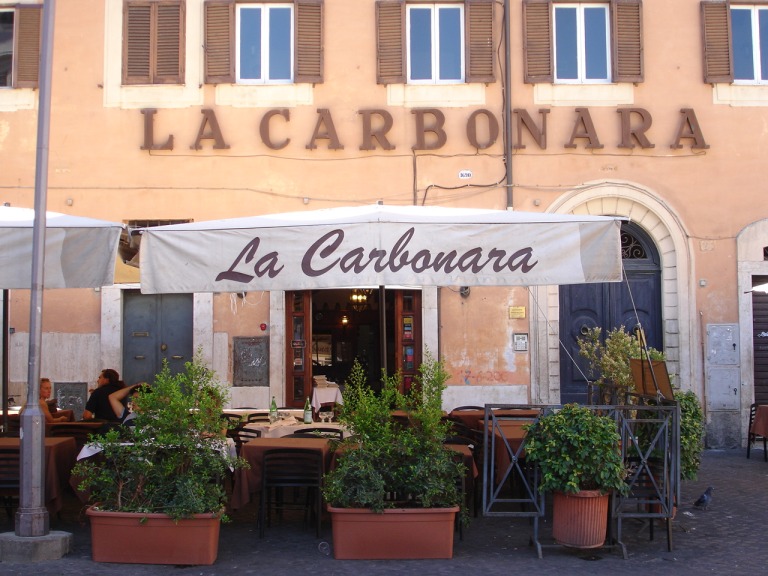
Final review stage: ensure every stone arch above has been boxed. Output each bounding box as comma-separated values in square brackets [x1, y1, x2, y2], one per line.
[529, 180, 695, 404]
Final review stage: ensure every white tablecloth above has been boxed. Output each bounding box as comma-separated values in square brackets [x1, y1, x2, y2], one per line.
[311, 386, 344, 412]
[243, 421, 347, 438]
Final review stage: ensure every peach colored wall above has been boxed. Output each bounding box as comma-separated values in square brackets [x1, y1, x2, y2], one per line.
[2, 1, 766, 443]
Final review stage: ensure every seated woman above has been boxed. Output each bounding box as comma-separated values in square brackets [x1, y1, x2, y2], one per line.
[39, 378, 71, 423]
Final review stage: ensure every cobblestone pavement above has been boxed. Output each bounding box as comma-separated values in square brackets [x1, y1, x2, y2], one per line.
[2, 448, 767, 575]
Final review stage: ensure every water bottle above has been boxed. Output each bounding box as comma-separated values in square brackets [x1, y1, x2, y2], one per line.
[269, 396, 278, 423]
[303, 396, 313, 424]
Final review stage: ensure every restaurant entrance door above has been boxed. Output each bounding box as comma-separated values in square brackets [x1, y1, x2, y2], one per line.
[284, 289, 422, 408]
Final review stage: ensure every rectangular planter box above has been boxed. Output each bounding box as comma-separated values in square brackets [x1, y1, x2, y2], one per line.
[328, 505, 458, 560]
[86, 507, 221, 565]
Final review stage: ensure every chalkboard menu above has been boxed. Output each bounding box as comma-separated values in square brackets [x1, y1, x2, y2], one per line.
[55, 381, 88, 420]
[233, 336, 270, 387]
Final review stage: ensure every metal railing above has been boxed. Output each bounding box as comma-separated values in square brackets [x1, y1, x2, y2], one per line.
[479, 400, 679, 559]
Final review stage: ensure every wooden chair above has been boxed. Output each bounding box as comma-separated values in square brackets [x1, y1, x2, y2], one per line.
[747, 403, 768, 461]
[259, 448, 324, 538]
[229, 426, 262, 456]
[284, 427, 343, 441]
[220, 413, 243, 428]
[0, 447, 21, 519]
[246, 413, 271, 424]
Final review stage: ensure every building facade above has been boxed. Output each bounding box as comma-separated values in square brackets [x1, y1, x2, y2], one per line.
[1, 0, 766, 447]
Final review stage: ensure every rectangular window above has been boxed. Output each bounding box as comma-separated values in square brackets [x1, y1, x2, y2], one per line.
[406, 3, 464, 84]
[237, 3, 293, 84]
[553, 3, 610, 84]
[0, 9, 13, 87]
[731, 6, 768, 84]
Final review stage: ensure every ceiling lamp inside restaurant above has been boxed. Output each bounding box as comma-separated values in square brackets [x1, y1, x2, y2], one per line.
[349, 288, 369, 312]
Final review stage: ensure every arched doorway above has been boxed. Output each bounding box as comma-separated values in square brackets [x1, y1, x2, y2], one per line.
[559, 222, 662, 404]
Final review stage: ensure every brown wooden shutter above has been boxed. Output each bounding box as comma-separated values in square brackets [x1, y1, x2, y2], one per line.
[466, 0, 495, 83]
[204, 0, 235, 84]
[124, 2, 152, 84]
[295, 0, 323, 83]
[701, 0, 733, 83]
[123, 1, 183, 85]
[523, 0, 552, 84]
[376, 0, 405, 84]
[612, 0, 643, 83]
[14, 5, 42, 88]
[155, 1, 184, 84]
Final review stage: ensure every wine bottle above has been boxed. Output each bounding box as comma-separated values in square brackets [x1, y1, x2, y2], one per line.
[303, 396, 313, 424]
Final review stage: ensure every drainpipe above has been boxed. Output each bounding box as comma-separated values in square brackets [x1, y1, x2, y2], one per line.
[504, 0, 514, 209]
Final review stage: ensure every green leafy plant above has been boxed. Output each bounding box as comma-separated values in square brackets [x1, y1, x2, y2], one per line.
[523, 403, 629, 495]
[578, 325, 665, 399]
[323, 350, 464, 513]
[676, 389, 705, 480]
[73, 353, 246, 521]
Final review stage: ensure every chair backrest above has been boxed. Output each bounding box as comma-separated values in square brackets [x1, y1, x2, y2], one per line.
[285, 427, 343, 440]
[750, 403, 758, 428]
[228, 426, 261, 453]
[47, 424, 96, 450]
[261, 448, 323, 488]
[220, 413, 243, 428]
[0, 447, 21, 491]
[246, 413, 271, 423]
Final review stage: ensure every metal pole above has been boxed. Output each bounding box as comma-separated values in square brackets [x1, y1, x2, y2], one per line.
[503, 0, 513, 208]
[2, 289, 8, 435]
[17, 0, 56, 537]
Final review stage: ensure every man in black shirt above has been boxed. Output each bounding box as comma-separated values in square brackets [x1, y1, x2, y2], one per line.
[83, 368, 124, 421]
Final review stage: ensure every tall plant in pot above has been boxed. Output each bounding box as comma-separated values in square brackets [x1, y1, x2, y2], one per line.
[524, 403, 629, 548]
[322, 351, 465, 559]
[73, 354, 246, 565]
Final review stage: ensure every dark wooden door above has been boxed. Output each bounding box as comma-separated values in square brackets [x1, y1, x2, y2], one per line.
[559, 224, 662, 404]
[123, 290, 193, 386]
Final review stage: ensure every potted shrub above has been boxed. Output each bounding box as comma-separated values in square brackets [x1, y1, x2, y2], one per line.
[73, 354, 245, 565]
[578, 326, 706, 481]
[578, 325, 665, 402]
[322, 351, 465, 559]
[523, 403, 629, 548]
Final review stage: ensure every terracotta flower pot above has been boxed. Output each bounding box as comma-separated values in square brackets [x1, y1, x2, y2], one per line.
[551, 490, 609, 548]
[86, 507, 221, 565]
[328, 505, 459, 559]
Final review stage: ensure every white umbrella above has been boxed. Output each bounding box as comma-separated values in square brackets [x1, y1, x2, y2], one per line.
[140, 204, 623, 294]
[0, 206, 123, 289]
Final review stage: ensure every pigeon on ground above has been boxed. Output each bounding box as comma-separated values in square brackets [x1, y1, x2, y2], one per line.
[693, 486, 714, 510]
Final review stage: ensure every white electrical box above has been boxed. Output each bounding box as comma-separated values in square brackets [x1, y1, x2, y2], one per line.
[705, 323, 740, 411]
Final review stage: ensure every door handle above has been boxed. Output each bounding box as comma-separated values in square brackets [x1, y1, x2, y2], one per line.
[134, 355, 145, 360]
[160, 343, 168, 352]
[171, 355, 183, 360]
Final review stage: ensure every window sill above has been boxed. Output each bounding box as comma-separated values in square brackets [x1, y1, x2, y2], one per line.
[387, 84, 487, 108]
[0, 88, 37, 112]
[215, 84, 314, 108]
[713, 83, 768, 106]
[533, 83, 635, 107]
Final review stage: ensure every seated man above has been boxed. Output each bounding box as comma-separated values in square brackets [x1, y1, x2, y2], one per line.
[82, 369, 124, 422]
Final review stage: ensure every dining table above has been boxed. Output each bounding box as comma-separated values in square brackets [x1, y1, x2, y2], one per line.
[243, 419, 347, 439]
[311, 385, 344, 413]
[230, 436, 332, 510]
[751, 404, 768, 438]
[0, 436, 78, 514]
